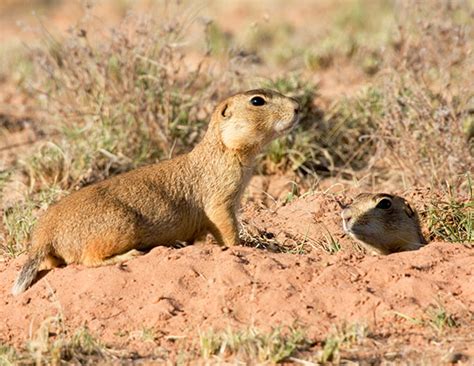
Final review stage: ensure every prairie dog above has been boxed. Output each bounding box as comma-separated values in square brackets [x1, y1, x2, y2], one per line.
[12, 89, 300, 295]
[341, 193, 426, 255]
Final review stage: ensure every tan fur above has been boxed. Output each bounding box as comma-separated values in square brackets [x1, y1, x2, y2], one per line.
[12, 89, 300, 295]
[340, 193, 426, 255]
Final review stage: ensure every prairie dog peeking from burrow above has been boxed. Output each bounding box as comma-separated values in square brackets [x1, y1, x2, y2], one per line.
[341, 193, 426, 255]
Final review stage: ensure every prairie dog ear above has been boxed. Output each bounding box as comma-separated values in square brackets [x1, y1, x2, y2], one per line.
[403, 201, 415, 218]
[220, 102, 232, 119]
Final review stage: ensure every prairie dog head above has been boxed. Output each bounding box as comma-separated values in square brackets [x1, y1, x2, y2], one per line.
[341, 193, 426, 255]
[210, 89, 300, 154]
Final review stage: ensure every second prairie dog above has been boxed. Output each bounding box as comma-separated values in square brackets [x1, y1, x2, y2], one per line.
[341, 193, 426, 255]
[12, 89, 300, 295]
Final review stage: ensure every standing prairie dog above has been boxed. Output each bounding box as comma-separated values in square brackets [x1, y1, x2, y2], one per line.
[341, 193, 426, 255]
[12, 89, 300, 295]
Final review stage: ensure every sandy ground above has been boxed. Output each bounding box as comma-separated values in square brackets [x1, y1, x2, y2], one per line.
[1, 193, 473, 362]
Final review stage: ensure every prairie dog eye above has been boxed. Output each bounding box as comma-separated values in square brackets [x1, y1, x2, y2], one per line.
[250, 96, 266, 106]
[376, 198, 392, 209]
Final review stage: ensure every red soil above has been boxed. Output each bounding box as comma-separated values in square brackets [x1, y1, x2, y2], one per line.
[1, 194, 473, 361]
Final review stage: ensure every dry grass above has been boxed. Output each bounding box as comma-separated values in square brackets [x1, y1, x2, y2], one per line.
[19, 0, 472, 191]
[25, 11, 244, 192]
[425, 177, 474, 244]
[198, 326, 311, 363]
[0, 315, 115, 365]
[317, 323, 368, 364]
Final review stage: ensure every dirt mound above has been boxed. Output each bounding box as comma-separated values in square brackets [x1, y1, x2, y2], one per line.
[1, 194, 473, 361]
[1, 242, 472, 353]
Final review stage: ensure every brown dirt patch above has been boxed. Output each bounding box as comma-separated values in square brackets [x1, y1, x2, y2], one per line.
[1, 194, 473, 362]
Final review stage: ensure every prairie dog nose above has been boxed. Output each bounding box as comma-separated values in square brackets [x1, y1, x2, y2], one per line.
[341, 208, 353, 233]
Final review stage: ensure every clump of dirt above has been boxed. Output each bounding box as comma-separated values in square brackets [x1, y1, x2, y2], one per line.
[1, 194, 473, 361]
[241, 188, 355, 253]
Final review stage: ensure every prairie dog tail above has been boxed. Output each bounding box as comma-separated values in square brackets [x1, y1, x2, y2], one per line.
[11, 247, 47, 296]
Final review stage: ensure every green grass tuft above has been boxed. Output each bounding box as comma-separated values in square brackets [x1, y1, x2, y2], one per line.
[319, 323, 367, 363]
[426, 176, 474, 244]
[427, 304, 458, 336]
[2, 186, 66, 257]
[199, 326, 310, 363]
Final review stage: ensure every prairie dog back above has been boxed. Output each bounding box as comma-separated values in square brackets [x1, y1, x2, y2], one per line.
[12, 89, 300, 295]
